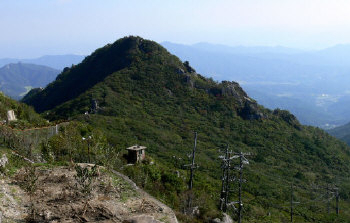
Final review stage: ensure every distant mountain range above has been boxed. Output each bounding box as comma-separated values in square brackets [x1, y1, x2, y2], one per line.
[186, 42, 306, 55]
[0, 54, 85, 70]
[0, 63, 60, 99]
[162, 42, 350, 128]
[180, 42, 350, 67]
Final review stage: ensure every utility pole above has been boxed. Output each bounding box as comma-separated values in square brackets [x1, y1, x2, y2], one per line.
[184, 132, 198, 210]
[290, 182, 293, 223]
[219, 144, 230, 211]
[189, 132, 197, 191]
[327, 184, 330, 214]
[290, 181, 300, 223]
[225, 147, 232, 213]
[219, 148, 251, 222]
[232, 152, 251, 223]
[336, 188, 339, 215]
[323, 184, 339, 215]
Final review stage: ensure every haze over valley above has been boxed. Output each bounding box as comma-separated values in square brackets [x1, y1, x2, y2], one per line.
[163, 42, 350, 128]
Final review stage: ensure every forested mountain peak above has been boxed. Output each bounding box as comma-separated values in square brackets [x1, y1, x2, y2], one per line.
[22, 36, 266, 122]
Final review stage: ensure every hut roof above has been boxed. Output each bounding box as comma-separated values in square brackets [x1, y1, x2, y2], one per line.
[126, 145, 146, 151]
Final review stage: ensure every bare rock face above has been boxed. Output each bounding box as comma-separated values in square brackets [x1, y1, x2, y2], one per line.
[221, 81, 265, 120]
[124, 214, 162, 223]
[184, 75, 194, 88]
[239, 100, 266, 120]
[222, 213, 234, 223]
[183, 61, 196, 73]
[273, 108, 301, 129]
[6, 110, 16, 122]
[0, 154, 8, 168]
[211, 213, 233, 223]
[176, 68, 185, 74]
[221, 81, 248, 105]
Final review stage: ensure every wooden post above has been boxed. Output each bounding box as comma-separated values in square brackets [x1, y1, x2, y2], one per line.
[336, 188, 339, 215]
[290, 182, 293, 223]
[238, 152, 243, 223]
[189, 132, 197, 190]
[186, 132, 198, 210]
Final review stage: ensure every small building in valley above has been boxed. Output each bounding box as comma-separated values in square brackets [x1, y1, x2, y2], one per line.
[126, 145, 146, 163]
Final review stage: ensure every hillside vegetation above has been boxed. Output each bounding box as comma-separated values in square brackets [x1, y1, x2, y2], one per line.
[328, 122, 350, 146]
[23, 36, 350, 222]
[0, 92, 46, 128]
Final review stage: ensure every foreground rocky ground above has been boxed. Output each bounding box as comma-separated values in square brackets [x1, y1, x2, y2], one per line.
[0, 163, 178, 223]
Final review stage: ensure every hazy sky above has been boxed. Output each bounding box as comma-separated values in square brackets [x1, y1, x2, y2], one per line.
[2, 0, 350, 58]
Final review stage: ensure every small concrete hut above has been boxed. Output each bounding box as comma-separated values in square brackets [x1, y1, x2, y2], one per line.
[126, 145, 146, 163]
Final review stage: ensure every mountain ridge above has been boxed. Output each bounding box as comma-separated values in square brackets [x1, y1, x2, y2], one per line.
[0, 62, 60, 99]
[0, 54, 85, 70]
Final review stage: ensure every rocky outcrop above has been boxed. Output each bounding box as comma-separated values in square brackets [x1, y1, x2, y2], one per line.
[183, 61, 196, 73]
[221, 81, 248, 105]
[176, 68, 185, 74]
[124, 214, 163, 223]
[0, 154, 8, 168]
[184, 75, 194, 88]
[211, 213, 233, 223]
[273, 108, 301, 129]
[221, 81, 265, 120]
[239, 100, 266, 120]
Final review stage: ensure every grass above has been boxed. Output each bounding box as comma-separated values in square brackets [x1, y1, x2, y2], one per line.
[109, 171, 139, 202]
[159, 216, 170, 223]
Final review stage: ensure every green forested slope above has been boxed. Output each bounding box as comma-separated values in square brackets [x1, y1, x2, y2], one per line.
[0, 92, 46, 127]
[0, 63, 59, 99]
[328, 123, 350, 146]
[23, 36, 350, 222]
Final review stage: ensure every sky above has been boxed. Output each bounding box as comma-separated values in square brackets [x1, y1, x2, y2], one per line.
[2, 0, 350, 58]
